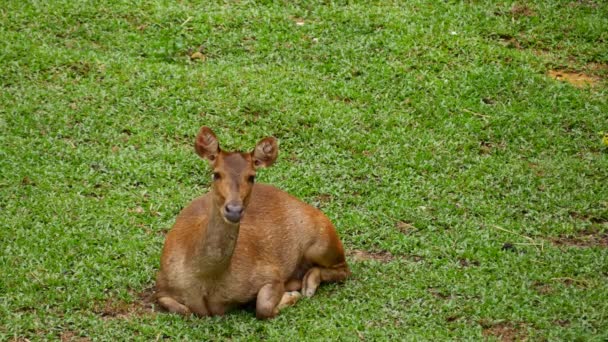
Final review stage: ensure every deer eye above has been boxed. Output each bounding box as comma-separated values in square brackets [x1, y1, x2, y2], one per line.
[248, 175, 256, 183]
[212, 172, 221, 181]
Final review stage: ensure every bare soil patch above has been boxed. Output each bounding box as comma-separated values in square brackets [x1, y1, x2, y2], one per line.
[588, 62, 608, 73]
[428, 287, 452, 300]
[551, 227, 608, 248]
[490, 33, 523, 50]
[479, 140, 506, 155]
[10, 330, 91, 342]
[60, 331, 91, 342]
[498, 36, 522, 49]
[548, 70, 598, 88]
[395, 221, 416, 234]
[446, 314, 461, 322]
[347, 249, 424, 263]
[494, 4, 536, 18]
[481, 321, 528, 342]
[569, 211, 608, 224]
[532, 281, 554, 295]
[312, 193, 333, 208]
[552, 277, 590, 288]
[458, 258, 480, 267]
[568, 0, 599, 8]
[348, 250, 394, 263]
[510, 4, 535, 17]
[94, 286, 157, 319]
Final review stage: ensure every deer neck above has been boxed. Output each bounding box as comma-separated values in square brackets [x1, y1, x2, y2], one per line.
[196, 200, 240, 275]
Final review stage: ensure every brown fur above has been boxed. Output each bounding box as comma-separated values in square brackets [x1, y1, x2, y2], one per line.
[156, 127, 350, 319]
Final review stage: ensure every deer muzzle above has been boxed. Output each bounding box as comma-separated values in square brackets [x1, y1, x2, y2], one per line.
[224, 202, 244, 223]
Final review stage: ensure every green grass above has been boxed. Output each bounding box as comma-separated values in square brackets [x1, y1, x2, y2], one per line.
[1, 0, 607, 340]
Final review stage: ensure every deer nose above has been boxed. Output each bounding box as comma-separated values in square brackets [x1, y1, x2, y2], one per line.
[224, 202, 244, 223]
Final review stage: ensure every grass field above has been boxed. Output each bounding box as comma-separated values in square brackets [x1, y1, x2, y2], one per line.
[1, 0, 607, 340]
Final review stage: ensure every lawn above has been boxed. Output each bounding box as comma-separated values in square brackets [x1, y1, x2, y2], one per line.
[1, 0, 607, 340]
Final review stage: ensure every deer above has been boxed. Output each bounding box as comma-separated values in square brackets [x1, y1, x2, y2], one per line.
[155, 126, 350, 319]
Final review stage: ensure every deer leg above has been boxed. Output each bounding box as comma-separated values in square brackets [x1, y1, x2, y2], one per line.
[157, 296, 191, 315]
[301, 223, 351, 297]
[302, 263, 350, 298]
[302, 267, 321, 297]
[277, 291, 302, 310]
[255, 281, 285, 319]
[285, 278, 302, 291]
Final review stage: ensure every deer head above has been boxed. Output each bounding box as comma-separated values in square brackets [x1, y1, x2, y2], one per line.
[194, 126, 278, 224]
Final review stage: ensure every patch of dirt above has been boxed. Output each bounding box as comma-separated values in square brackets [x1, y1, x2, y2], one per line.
[588, 62, 608, 73]
[569, 211, 608, 224]
[510, 4, 536, 17]
[334, 96, 353, 103]
[482, 97, 496, 105]
[409, 255, 424, 262]
[395, 221, 415, 234]
[531, 48, 552, 59]
[67, 61, 93, 77]
[568, 0, 599, 8]
[347, 249, 424, 263]
[94, 287, 157, 319]
[551, 227, 608, 248]
[428, 287, 452, 300]
[21, 176, 35, 186]
[501, 242, 518, 252]
[479, 140, 506, 155]
[532, 281, 554, 295]
[548, 70, 598, 88]
[493, 34, 523, 50]
[311, 193, 333, 208]
[190, 52, 205, 61]
[131, 206, 145, 214]
[458, 258, 480, 267]
[552, 277, 590, 288]
[481, 321, 528, 342]
[188, 45, 206, 62]
[290, 17, 306, 26]
[527, 162, 545, 177]
[141, 223, 168, 236]
[446, 315, 461, 322]
[494, 4, 535, 18]
[60, 331, 91, 342]
[499, 37, 522, 49]
[348, 250, 394, 263]
[315, 193, 333, 203]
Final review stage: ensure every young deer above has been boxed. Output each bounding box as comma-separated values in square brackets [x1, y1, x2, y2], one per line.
[156, 127, 350, 319]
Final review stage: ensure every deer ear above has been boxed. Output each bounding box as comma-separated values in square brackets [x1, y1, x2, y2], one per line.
[195, 126, 220, 162]
[252, 137, 278, 169]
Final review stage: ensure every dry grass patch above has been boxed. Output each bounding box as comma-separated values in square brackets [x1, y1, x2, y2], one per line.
[94, 287, 157, 319]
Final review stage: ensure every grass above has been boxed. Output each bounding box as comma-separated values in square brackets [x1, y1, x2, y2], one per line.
[1, 0, 607, 340]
